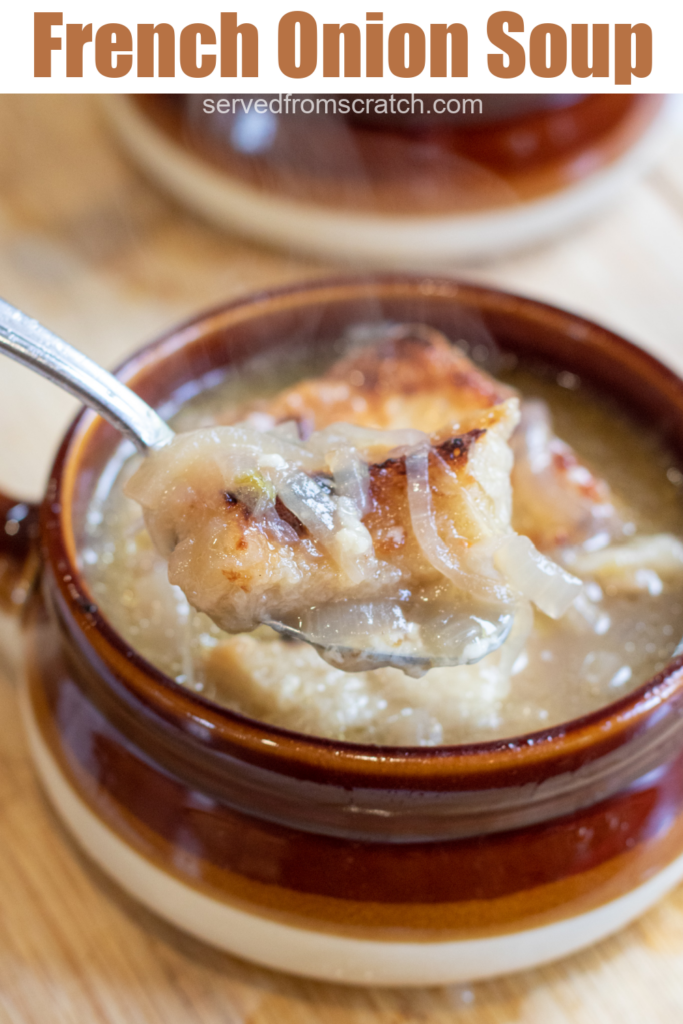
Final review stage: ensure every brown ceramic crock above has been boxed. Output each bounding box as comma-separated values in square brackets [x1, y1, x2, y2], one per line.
[104, 94, 674, 266]
[4, 276, 683, 986]
[135, 93, 663, 214]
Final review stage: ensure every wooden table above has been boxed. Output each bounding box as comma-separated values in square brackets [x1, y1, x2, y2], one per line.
[2, 94, 683, 1023]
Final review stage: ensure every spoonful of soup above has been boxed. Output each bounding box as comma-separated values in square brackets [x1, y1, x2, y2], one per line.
[0, 299, 581, 676]
[125, 406, 582, 676]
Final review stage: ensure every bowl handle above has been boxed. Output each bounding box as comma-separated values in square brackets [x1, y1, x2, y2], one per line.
[0, 492, 40, 613]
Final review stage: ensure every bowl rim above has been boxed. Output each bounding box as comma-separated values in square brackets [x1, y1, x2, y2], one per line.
[42, 273, 683, 781]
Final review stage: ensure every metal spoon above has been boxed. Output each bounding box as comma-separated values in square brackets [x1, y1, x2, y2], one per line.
[0, 298, 512, 673]
[263, 612, 515, 678]
[0, 299, 173, 453]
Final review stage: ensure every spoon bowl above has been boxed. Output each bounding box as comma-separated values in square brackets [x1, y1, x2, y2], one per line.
[265, 610, 515, 677]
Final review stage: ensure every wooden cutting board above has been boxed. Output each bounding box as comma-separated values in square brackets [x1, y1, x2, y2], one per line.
[2, 94, 683, 1024]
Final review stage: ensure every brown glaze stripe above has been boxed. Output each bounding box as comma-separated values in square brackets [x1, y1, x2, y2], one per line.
[28, 663, 683, 940]
[35, 564, 683, 845]
[26, 616, 683, 940]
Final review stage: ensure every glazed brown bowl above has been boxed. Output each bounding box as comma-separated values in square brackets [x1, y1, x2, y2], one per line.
[104, 94, 675, 265]
[132, 94, 661, 213]
[4, 276, 683, 986]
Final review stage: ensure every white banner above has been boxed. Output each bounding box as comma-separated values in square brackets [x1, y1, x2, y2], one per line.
[1, 2, 680, 93]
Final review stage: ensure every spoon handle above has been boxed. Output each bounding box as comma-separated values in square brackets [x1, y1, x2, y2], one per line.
[0, 298, 174, 453]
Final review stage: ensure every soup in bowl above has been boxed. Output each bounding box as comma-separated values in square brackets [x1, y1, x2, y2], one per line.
[5, 276, 683, 986]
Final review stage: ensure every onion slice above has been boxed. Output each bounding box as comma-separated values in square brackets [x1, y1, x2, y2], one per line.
[325, 447, 371, 515]
[277, 473, 337, 537]
[405, 446, 512, 605]
[309, 422, 429, 454]
[275, 473, 374, 584]
[494, 534, 582, 619]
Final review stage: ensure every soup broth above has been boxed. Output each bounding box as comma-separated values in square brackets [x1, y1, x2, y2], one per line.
[80, 346, 683, 746]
